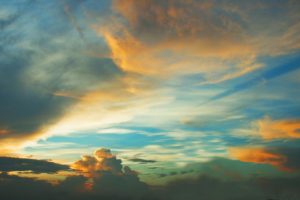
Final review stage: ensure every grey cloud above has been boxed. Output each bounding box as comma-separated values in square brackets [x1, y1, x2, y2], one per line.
[158, 170, 193, 178]
[0, 172, 57, 200]
[0, 1, 122, 143]
[0, 51, 73, 138]
[59, 175, 88, 191]
[0, 157, 69, 174]
[154, 175, 300, 200]
[269, 146, 300, 171]
[128, 158, 157, 164]
[158, 173, 167, 178]
[1, 155, 300, 200]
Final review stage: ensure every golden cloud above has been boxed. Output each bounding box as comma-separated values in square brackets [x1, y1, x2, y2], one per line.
[98, 0, 257, 78]
[93, 0, 300, 83]
[257, 117, 300, 140]
[229, 147, 291, 172]
[71, 148, 123, 178]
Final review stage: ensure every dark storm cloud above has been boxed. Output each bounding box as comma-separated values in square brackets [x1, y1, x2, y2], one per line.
[0, 173, 93, 200]
[0, 172, 57, 200]
[271, 146, 300, 171]
[72, 149, 300, 199]
[158, 171, 179, 178]
[0, 148, 300, 200]
[59, 175, 87, 191]
[154, 174, 300, 200]
[0, 157, 69, 173]
[0, 0, 122, 143]
[1, 157, 300, 200]
[0, 52, 73, 137]
[128, 158, 157, 164]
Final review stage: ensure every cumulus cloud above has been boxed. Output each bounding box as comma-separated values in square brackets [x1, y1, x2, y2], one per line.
[72, 148, 148, 198]
[72, 148, 123, 177]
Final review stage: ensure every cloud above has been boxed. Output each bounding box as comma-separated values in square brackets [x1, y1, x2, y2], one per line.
[1, 152, 300, 200]
[0, 172, 57, 200]
[229, 147, 286, 170]
[0, 157, 69, 174]
[72, 148, 148, 197]
[72, 148, 123, 177]
[273, 147, 300, 171]
[63, 2, 85, 39]
[257, 116, 300, 140]
[94, 0, 300, 84]
[0, 148, 149, 199]
[98, 0, 257, 78]
[153, 157, 300, 199]
[128, 158, 157, 164]
[0, 148, 300, 200]
[229, 146, 300, 172]
[0, 172, 93, 200]
[0, 50, 73, 144]
[0, 0, 123, 148]
[112, 0, 252, 58]
[207, 57, 300, 102]
[59, 175, 88, 192]
[155, 174, 300, 200]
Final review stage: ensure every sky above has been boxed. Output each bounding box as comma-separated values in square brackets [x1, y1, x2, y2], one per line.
[0, 0, 300, 199]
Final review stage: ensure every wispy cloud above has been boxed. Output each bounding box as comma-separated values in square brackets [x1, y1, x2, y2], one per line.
[257, 116, 300, 140]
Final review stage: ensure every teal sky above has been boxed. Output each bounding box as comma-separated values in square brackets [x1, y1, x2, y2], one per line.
[1, 0, 300, 198]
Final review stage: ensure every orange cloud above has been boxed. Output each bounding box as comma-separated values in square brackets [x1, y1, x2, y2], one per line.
[71, 148, 123, 178]
[96, 0, 259, 80]
[0, 127, 53, 154]
[229, 147, 290, 171]
[94, 0, 300, 83]
[0, 129, 10, 135]
[257, 117, 300, 140]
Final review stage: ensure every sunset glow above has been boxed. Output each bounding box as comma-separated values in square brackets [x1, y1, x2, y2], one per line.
[1, 0, 300, 199]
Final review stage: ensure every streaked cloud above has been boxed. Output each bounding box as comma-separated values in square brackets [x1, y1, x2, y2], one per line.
[95, 0, 300, 83]
[0, 156, 69, 174]
[0, 1, 300, 198]
[229, 146, 300, 172]
[229, 147, 287, 171]
[257, 116, 300, 140]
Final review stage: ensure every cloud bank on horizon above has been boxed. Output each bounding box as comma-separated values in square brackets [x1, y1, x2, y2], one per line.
[0, 0, 300, 199]
[1, 148, 300, 200]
